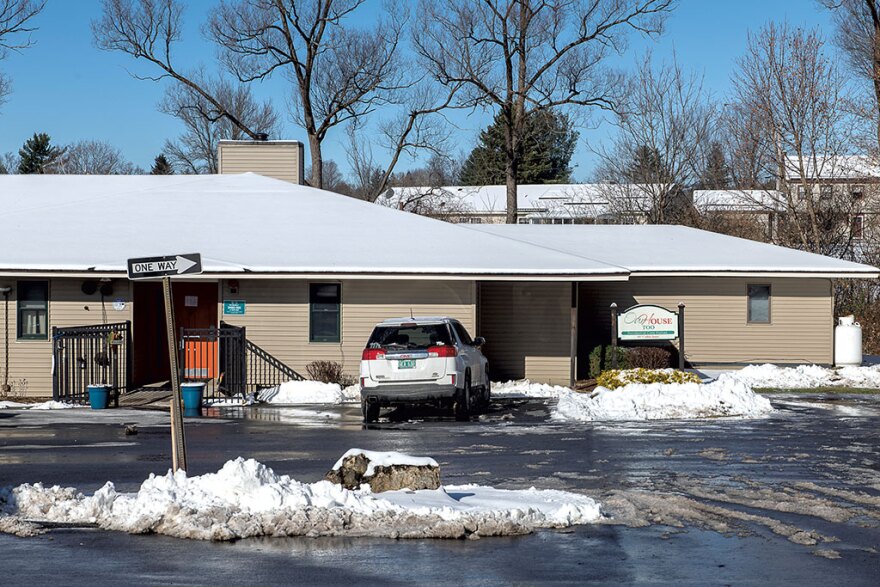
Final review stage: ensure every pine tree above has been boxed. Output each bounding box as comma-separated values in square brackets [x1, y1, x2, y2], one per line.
[18, 133, 63, 174]
[151, 154, 174, 175]
[459, 110, 578, 185]
[697, 142, 730, 190]
[626, 145, 668, 184]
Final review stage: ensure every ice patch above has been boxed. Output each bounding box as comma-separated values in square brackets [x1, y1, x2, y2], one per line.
[554, 379, 773, 422]
[0, 457, 603, 540]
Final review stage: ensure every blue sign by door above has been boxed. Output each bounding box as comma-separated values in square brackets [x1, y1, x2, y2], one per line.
[223, 300, 246, 315]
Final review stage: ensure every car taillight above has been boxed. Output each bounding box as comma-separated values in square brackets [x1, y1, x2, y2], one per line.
[362, 348, 385, 360]
[427, 345, 457, 358]
[451, 374, 456, 386]
[360, 377, 366, 387]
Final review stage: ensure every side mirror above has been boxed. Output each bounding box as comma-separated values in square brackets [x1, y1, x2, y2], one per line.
[473, 336, 486, 347]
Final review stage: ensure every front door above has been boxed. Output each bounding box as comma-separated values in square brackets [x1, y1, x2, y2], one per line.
[132, 281, 218, 386]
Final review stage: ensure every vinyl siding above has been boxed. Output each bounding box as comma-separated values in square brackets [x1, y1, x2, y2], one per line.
[218, 142, 304, 184]
[579, 277, 834, 366]
[478, 282, 571, 385]
[218, 279, 476, 377]
[0, 278, 132, 397]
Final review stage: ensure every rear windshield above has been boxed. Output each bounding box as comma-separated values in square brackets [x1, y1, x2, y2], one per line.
[367, 324, 453, 350]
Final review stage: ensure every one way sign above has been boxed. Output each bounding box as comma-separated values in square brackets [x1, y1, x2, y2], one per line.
[127, 253, 203, 279]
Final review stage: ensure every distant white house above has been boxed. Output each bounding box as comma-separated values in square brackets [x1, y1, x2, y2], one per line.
[379, 183, 656, 224]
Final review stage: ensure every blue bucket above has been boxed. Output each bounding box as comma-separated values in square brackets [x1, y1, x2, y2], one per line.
[88, 384, 111, 410]
[181, 382, 205, 412]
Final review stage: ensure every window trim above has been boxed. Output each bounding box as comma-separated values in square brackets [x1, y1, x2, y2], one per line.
[16, 280, 49, 341]
[308, 282, 341, 343]
[746, 283, 771, 325]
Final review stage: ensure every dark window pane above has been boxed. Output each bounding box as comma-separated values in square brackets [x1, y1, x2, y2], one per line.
[17, 281, 48, 339]
[453, 321, 473, 345]
[747, 284, 770, 324]
[309, 283, 340, 342]
[368, 324, 454, 349]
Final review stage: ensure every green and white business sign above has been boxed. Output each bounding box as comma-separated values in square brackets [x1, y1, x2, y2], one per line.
[617, 304, 679, 341]
[223, 300, 246, 315]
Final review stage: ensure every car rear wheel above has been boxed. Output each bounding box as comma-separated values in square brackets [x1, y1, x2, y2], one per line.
[454, 373, 472, 421]
[362, 400, 380, 423]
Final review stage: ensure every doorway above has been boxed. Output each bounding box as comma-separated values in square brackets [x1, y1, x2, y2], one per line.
[131, 281, 218, 386]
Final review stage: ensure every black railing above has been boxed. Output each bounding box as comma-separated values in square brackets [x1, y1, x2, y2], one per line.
[179, 322, 304, 400]
[52, 322, 131, 405]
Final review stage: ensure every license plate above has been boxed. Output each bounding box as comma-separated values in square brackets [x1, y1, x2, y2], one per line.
[398, 359, 416, 369]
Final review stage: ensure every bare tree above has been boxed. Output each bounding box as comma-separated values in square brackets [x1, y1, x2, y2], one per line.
[160, 75, 279, 173]
[93, 0, 265, 139]
[594, 55, 716, 224]
[415, 0, 673, 223]
[208, 0, 408, 188]
[821, 0, 880, 152]
[52, 140, 142, 174]
[0, 0, 45, 107]
[728, 23, 861, 257]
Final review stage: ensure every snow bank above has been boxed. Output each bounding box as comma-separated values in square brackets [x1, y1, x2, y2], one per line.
[491, 380, 571, 398]
[722, 363, 880, 389]
[257, 380, 348, 405]
[332, 449, 439, 476]
[0, 400, 81, 410]
[0, 457, 603, 540]
[554, 378, 773, 422]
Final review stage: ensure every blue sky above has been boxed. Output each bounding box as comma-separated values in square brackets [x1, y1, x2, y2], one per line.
[0, 0, 834, 179]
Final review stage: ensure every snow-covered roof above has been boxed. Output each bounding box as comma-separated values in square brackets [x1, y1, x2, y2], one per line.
[0, 174, 625, 279]
[468, 225, 879, 277]
[783, 155, 880, 180]
[693, 190, 786, 212]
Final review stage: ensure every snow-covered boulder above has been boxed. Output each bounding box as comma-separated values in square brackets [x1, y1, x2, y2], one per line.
[325, 449, 440, 492]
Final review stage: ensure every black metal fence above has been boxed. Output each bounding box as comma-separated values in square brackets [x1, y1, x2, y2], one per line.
[52, 322, 131, 405]
[180, 322, 303, 400]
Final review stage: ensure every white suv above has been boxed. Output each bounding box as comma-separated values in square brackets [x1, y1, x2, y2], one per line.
[359, 317, 490, 422]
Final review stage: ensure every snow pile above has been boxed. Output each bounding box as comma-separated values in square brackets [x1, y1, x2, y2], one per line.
[257, 380, 348, 405]
[0, 400, 81, 410]
[722, 363, 880, 389]
[332, 449, 439, 476]
[0, 457, 603, 540]
[491, 380, 572, 398]
[554, 378, 773, 422]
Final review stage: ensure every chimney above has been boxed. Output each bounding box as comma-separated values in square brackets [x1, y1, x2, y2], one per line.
[217, 137, 305, 184]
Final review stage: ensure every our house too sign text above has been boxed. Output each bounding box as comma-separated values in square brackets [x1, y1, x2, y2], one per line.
[617, 304, 678, 341]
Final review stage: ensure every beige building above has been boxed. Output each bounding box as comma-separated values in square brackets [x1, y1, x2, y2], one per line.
[0, 173, 876, 400]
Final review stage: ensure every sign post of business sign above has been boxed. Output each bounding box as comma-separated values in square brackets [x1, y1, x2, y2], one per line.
[610, 303, 686, 370]
[127, 253, 203, 473]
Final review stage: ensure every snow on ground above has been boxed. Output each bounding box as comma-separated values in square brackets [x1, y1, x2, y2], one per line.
[554, 378, 773, 422]
[0, 457, 603, 540]
[332, 449, 439, 476]
[257, 380, 349, 405]
[491, 380, 572, 398]
[720, 363, 880, 389]
[0, 400, 81, 410]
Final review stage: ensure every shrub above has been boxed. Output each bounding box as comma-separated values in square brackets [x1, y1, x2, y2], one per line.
[588, 345, 630, 378]
[596, 368, 702, 390]
[306, 361, 356, 386]
[627, 347, 673, 370]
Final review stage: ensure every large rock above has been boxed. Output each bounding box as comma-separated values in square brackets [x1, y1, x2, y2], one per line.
[325, 450, 441, 492]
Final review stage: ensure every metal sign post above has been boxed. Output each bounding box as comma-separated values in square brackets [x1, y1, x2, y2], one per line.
[127, 253, 202, 473]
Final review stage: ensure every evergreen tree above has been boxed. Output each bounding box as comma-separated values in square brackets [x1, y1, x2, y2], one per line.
[459, 110, 578, 185]
[697, 142, 729, 190]
[17, 133, 63, 174]
[151, 154, 174, 175]
[626, 145, 668, 184]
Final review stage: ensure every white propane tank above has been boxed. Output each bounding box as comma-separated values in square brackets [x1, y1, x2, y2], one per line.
[834, 315, 863, 366]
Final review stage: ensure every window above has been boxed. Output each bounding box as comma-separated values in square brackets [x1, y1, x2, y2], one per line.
[747, 284, 771, 324]
[820, 184, 833, 198]
[17, 281, 48, 340]
[852, 215, 864, 239]
[797, 185, 806, 199]
[458, 217, 483, 224]
[309, 283, 341, 343]
[851, 185, 864, 200]
[451, 321, 474, 345]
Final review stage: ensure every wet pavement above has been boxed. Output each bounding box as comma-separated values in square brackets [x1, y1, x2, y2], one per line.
[1, 395, 878, 585]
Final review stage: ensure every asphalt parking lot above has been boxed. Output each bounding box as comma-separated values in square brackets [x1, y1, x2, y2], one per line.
[1, 395, 878, 585]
